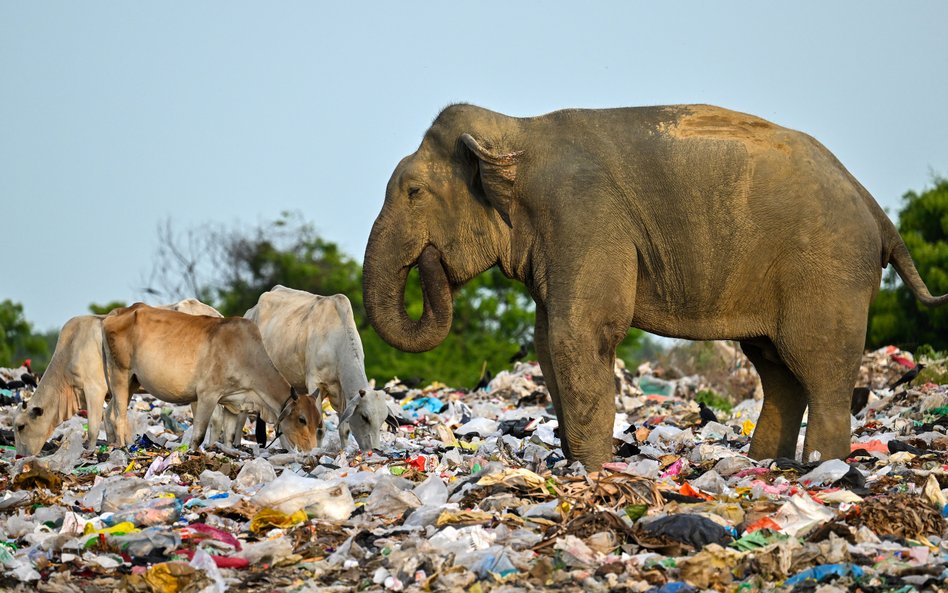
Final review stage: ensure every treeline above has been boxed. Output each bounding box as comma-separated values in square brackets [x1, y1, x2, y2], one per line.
[140, 212, 650, 387]
[5, 177, 946, 380]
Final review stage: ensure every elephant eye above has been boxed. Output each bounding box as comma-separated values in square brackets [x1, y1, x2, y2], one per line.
[361, 413, 370, 423]
[407, 187, 421, 199]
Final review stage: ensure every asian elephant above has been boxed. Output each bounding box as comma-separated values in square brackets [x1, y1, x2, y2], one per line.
[363, 103, 947, 470]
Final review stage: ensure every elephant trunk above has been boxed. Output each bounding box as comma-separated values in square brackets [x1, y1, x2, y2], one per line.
[363, 237, 453, 353]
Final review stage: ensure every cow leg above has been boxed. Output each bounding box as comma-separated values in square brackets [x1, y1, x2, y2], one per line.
[233, 412, 249, 446]
[83, 378, 109, 450]
[190, 394, 221, 451]
[104, 369, 133, 449]
[219, 409, 241, 447]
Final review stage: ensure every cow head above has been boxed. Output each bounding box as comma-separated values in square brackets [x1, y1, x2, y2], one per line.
[277, 390, 321, 452]
[338, 388, 388, 451]
[13, 401, 51, 457]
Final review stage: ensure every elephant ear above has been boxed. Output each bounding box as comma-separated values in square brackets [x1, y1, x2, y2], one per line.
[460, 133, 522, 228]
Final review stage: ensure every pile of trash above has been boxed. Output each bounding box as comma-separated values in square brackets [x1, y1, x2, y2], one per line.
[0, 345, 947, 592]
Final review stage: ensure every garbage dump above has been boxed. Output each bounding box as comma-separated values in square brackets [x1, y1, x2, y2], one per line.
[1, 344, 947, 592]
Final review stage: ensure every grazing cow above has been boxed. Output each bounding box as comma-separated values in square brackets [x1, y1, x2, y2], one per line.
[160, 299, 254, 447]
[245, 286, 388, 450]
[13, 315, 109, 456]
[102, 303, 319, 451]
[11, 299, 265, 455]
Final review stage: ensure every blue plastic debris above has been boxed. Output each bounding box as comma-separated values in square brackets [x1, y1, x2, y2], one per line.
[646, 583, 696, 593]
[784, 563, 866, 585]
[402, 397, 445, 416]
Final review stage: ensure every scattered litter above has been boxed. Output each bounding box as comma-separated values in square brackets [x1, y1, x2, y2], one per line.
[0, 348, 946, 591]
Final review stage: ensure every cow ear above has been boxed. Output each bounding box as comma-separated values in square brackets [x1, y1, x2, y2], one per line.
[338, 399, 356, 425]
[460, 133, 522, 228]
[30, 406, 43, 417]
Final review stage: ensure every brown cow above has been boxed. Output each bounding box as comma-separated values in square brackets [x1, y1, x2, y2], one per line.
[102, 303, 318, 451]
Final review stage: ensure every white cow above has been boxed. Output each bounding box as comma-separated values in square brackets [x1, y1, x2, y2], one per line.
[13, 315, 109, 456]
[244, 286, 388, 450]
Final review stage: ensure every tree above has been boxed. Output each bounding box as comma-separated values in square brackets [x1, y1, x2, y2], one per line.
[145, 212, 654, 386]
[868, 178, 948, 351]
[89, 301, 128, 315]
[0, 300, 50, 371]
[144, 213, 544, 385]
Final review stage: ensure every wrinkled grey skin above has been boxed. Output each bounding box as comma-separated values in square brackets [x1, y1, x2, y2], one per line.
[363, 103, 948, 470]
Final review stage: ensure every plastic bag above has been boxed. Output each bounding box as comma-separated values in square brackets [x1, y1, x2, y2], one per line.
[233, 457, 276, 493]
[641, 514, 734, 549]
[365, 475, 421, 516]
[251, 470, 354, 519]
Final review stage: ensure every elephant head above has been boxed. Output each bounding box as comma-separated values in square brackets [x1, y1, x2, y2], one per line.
[364, 104, 523, 352]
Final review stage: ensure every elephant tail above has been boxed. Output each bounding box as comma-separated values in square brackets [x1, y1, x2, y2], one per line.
[882, 218, 948, 307]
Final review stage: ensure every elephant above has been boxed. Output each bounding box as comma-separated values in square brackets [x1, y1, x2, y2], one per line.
[362, 103, 947, 470]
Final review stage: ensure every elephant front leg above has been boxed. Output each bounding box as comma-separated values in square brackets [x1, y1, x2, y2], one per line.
[544, 258, 637, 470]
[548, 319, 626, 470]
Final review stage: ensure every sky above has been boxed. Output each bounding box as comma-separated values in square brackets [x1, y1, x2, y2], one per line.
[2, 2, 947, 331]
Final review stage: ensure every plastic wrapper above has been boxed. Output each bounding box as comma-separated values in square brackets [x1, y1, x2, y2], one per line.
[250, 470, 355, 519]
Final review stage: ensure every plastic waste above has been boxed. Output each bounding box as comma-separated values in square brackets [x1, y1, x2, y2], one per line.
[236, 536, 295, 565]
[81, 476, 153, 513]
[102, 497, 181, 527]
[798, 459, 854, 486]
[413, 474, 449, 506]
[251, 470, 355, 519]
[772, 494, 836, 537]
[249, 508, 308, 533]
[111, 527, 181, 557]
[641, 514, 734, 549]
[189, 547, 227, 593]
[365, 474, 421, 516]
[198, 469, 233, 491]
[454, 417, 499, 438]
[784, 563, 865, 586]
[233, 456, 277, 493]
[38, 418, 86, 473]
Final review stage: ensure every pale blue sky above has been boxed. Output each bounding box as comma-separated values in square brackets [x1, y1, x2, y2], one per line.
[3, 2, 947, 331]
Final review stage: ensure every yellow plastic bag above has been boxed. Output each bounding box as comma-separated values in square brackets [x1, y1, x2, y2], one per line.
[249, 508, 308, 533]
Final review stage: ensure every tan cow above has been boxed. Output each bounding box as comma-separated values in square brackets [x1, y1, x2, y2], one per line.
[12, 299, 242, 456]
[13, 315, 109, 456]
[102, 303, 319, 451]
[244, 286, 388, 450]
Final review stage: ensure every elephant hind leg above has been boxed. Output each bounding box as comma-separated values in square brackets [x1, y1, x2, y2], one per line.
[770, 304, 867, 462]
[742, 340, 807, 460]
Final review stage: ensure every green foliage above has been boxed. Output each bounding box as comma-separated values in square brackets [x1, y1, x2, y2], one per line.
[0, 300, 50, 371]
[695, 389, 733, 413]
[89, 301, 128, 315]
[154, 213, 539, 387]
[868, 178, 948, 350]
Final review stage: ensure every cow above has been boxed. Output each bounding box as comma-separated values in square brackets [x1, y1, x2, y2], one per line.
[12, 299, 249, 456]
[244, 286, 388, 451]
[160, 299, 255, 447]
[13, 315, 109, 456]
[161, 298, 223, 318]
[101, 303, 320, 451]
